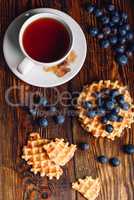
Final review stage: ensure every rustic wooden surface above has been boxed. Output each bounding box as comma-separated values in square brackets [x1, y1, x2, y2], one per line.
[0, 0, 134, 200]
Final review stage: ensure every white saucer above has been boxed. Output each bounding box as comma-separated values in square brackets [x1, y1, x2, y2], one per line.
[3, 8, 87, 87]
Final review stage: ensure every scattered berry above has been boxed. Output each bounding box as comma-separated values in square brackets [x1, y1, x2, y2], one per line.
[103, 26, 111, 35]
[49, 106, 57, 112]
[115, 46, 125, 54]
[40, 97, 48, 107]
[123, 144, 134, 154]
[79, 143, 90, 150]
[38, 118, 48, 127]
[109, 157, 121, 167]
[111, 15, 120, 24]
[120, 102, 130, 110]
[87, 110, 96, 118]
[126, 31, 134, 41]
[83, 101, 92, 109]
[121, 12, 128, 21]
[97, 155, 109, 164]
[116, 54, 128, 65]
[97, 31, 104, 39]
[29, 108, 37, 116]
[101, 116, 109, 124]
[89, 27, 99, 37]
[117, 115, 124, 122]
[85, 3, 96, 13]
[100, 16, 110, 25]
[95, 9, 103, 17]
[106, 101, 115, 110]
[55, 115, 65, 124]
[107, 4, 115, 12]
[109, 36, 118, 45]
[100, 39, 110, 48]
[109, 114, 118, 122]
[118, 36, 126, 45]
[105, 124, 114, 133]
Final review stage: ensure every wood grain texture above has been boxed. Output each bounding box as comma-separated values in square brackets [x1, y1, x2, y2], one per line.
[0, 0, 134, 200]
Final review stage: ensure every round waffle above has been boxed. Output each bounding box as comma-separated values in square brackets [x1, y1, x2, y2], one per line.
[77, 80, 134, 140]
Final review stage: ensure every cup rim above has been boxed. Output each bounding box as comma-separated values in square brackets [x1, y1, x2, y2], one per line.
[19, 13, 73, 66]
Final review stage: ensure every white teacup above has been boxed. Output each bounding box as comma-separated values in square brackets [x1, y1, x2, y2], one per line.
[18, 13, 73, 75]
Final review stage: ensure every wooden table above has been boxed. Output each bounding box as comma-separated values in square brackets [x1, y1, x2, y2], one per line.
[0, 0, 134, 200]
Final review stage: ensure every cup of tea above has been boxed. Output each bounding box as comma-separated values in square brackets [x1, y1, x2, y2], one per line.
[18, 13, 73, 74]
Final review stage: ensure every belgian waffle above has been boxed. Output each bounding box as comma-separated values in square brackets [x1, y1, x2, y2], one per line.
[72, 176, 100, 200]
[43, 138, 77, 166]
[22, 133, 63, 179]
[77, 80, 134, 140]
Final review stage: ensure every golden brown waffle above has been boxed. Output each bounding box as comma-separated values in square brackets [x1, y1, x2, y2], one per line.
[43, 138, 77, 166]
[77, 80, 134, 140]
[72, 176, 100, 200]
[22, 133, 63, 179]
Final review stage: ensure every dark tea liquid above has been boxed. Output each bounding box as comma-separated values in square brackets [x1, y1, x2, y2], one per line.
[23, 18, 71, 63]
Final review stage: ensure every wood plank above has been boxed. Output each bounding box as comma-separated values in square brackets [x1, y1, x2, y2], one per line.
[0, 0, 134, 200]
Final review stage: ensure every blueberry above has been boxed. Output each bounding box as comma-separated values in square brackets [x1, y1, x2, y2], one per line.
[106, 101, 115, 110]
[121, 12, 128, 21]
[97, 108, 106, 116]
[83, 101, 92, 109]
[109, 36, 118, 45]
[38, 118, 48, 127]
[111, 10, 119, 17]
[29, 108, 37, 116]
[111, 15, 120, 24]
[40, 97, 48, 107]
[55, 115, 65, 124]
[111, 107, 120, 114]
[126, 50, 133, 57]
[79, 143, 90, 150]
[85, 3, 96, 13]
[100, 39, 110, 48]
[94, 9, 103, 17]
[49, 106, 57, 112]
[119, 27, 127, 36]
[118, 36, 126, 45]
[103, 26, 111, 35]
[97, 98, 102, 107]
[123, 144, 134, 154]
[100, 16, 110, 25]
[97, 32, 104, 39]
[109, 157, 121, 167]
[101, 88, 110, 95]
[87, 110, 96, 118]
[109, 114, 118, 122]
[101, 116, 109, 124]
[88, 27, 99, 37]
[123, 24, 130, 31]
[117, 115, 124, 122]
[126, 31, 134, 41]
[116, 54, 128, 65]
[109, 21, 115, 27]
[97, 155, 109, 164]
[105, 124, 114, 133]
[115, 46, 125, 54]
[120, 102, 130, 110]
[107, 4, 115, 12]
[110, 89, 119, 97]
[116, 95, 125, 104]
[93, 91, 102, 98]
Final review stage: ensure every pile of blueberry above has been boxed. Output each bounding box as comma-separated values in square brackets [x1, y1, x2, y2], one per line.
[28, 95, 65, 127]
[83, 88, 130, 133]
[85, 2, 134, 65]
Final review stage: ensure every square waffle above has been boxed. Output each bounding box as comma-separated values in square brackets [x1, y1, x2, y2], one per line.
[43, 138, 77, 166]
[22, 133, 63, 179]
[72, 176, 100, 200]
[77, 80, 134, 140]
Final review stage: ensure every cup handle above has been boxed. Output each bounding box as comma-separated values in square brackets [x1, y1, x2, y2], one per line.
[17, 57, 36, 75]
